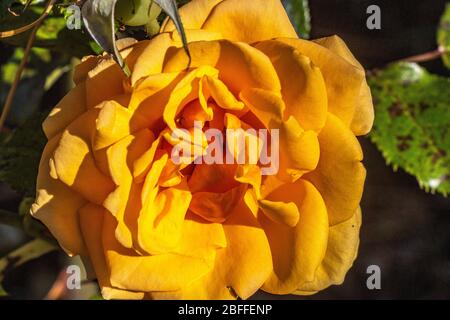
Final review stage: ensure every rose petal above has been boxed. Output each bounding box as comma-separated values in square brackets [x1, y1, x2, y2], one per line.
[260, 179, 328, 294]
[161, 0, 223, 32]
[295, 207, 362, 294]
[153, 199, 272, 299]
[202, 0, 297, 43]
[256, 40, 328, 132]
[31, 134, 87, 256]
[42, 83, 87, 139]
[103, 129, 154, 249]
[52, 109, 115, 205]
[104, 213, 210, 292]
[313, 35, 374, 135]
[79, 203, 145, 299]
[163, 40, 281, 95]
[278, 38, 366, 129]
[131, 30, 223, 84]
[304, 114, 366, 225]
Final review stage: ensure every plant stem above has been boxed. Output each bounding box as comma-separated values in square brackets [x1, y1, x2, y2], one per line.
[0, 0, 57, 131]
[0, 25, 39, 131]
[395, 46, 446, 63]
[0, 0, 56, 38]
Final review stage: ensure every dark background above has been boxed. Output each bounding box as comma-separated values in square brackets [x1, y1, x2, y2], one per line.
[1, 0, 449, 299]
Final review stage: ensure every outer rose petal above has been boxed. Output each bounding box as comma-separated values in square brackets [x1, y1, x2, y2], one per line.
[131, 30, 223, 84]
[161, 0, 223, 32]
[163, 40, 281, 95]
[42, 83, 86, 140]
[103, 213, 212, 292]
[201, 0, 297, 43]
[75, 41, 147, 110]
[278, 38, 366, 131]
[255, 40, 328, 132]
[259, 179, 328, 294]
[79, 203, 145, 299]
[152, 199, 273, 299]
[295, 208, 362, 294]
[104, 129, 155, 249]
[52, 109, 115, 205]
[304, 114, 366, 225]
[312, 36, 374, 135]
[31, 134, 87, 256]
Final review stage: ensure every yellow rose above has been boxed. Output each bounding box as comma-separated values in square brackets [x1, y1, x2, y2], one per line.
[31, 0, 373, 299]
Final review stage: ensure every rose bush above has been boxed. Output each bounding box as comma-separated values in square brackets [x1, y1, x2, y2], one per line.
[31, 0, 373, 299]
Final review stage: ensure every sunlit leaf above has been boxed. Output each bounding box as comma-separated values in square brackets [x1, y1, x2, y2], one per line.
[369, 62, 450, 195]
[437, 3, 450, 69]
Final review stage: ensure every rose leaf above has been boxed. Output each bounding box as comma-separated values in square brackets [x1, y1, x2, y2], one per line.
[437, 3, 450, 69]
[369, 62, 450, 196]
[154, 0, 190, 61]
[81, 0, 130, 75]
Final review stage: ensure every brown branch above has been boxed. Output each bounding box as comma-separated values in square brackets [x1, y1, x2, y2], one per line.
[0, 16, 43, 131]
[0, 0, 56, 38]
[394, 46, 446, 64]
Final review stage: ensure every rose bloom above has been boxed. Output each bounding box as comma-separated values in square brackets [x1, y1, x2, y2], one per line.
[31, 0, 373, 299]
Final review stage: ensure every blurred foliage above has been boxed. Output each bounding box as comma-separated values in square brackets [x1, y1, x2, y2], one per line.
[0, 239, 56, 297]
[437, 3, 450, 69]
[369, 62, 450, 195]
[282, 0, 310, 39]
[1, 46, 54, 126]
[0, 112, 47, 196]
[0, 2, 94, 57]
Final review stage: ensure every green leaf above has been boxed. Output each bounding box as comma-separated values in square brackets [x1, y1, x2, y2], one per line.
[115, 0, 161, 27]
[0, 111, 47, 196]
[437, 3, 450, 69]
[81, 0, 129, 75]
[81, 0, 189, 76]
[154, 0, 190, 61]
[0, 239, 57, 295]
[369, 62, 450, 196]
[282, 0, 310, 39]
